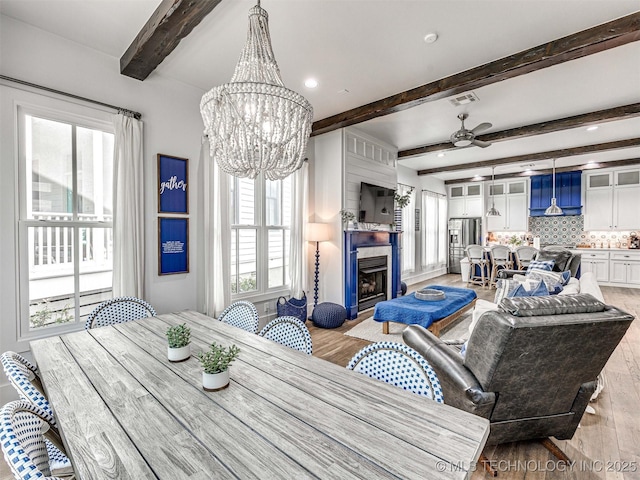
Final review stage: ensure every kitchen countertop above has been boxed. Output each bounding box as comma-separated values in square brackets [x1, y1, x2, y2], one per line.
[573, 247, 640, 252]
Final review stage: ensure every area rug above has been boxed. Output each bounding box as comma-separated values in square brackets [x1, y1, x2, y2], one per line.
[345, 311, 472, 344]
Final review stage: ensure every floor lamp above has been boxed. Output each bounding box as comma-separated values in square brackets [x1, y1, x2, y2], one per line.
[306, 223, 331, 310]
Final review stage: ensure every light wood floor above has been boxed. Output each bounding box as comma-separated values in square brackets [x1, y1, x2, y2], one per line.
[309, 274, 640, 480]
[2, 275, 638, 479]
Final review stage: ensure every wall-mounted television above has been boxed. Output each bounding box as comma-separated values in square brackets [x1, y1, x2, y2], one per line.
[359, 182, 396, 224]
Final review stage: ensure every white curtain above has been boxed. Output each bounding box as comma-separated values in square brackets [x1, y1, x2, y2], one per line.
[399, 185, 415, 273]
[288, 161, 308, 299]
[112, 114, 144, 298]
[202, 137, 231, 317]
[421, 190, 447, 270]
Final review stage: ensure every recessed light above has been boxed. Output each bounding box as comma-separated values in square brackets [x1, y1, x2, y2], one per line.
[304, 78, 318, 89]
[586, 125, 599, 131]
[437, 153, 446, 158]
[423, 32, 438, 44]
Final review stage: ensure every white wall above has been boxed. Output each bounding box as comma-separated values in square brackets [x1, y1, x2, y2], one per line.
[0, 16, 206, 402]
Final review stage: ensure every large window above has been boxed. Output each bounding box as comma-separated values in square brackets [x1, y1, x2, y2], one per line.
[18, 108, 114, 331]
[421, 190, 447, 270]
[230, 174, 292, 297]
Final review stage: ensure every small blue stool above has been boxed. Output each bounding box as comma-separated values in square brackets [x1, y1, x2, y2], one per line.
[312, 302, 346, 329]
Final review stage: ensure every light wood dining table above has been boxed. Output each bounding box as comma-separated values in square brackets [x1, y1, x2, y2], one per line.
[30, 310, 489, 479]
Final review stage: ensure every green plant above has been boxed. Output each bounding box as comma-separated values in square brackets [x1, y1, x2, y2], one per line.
[508, 235, 523, 246]
[394, 192, 411, 209]
[166, 323, 191, 348]
[30, 300, 73, 329]
[197, 342, 240, 374]
[339, 209, 356, 226]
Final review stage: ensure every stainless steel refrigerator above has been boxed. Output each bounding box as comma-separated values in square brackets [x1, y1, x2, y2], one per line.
[448, 217, 482, 274]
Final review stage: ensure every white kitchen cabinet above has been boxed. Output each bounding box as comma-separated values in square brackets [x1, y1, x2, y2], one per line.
[580, 251, 609, 283]
[609, 251, 640, 285]
[485, 180, 527, 231]
[584, 169, 640, 230]
[448, 183, 483, 218]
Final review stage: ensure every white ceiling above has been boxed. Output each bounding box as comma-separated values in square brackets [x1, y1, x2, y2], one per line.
[2, 0, 639, 181]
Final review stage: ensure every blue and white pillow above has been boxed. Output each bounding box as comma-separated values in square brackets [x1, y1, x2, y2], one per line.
[526, 260, 555, 273]
[526, 270, 571, 293]
[508, 280, 549, 298]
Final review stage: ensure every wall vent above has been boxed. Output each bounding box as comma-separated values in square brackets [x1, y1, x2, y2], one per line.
[448, 92, 479, 107]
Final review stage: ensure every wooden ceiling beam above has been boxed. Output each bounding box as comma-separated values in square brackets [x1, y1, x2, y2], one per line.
[311, 12, 640, 137]
[399, 102, 640, 158]
[444, 158, 640, 184]
[417, 138, 640, 175]
[121, 0, 223, 81]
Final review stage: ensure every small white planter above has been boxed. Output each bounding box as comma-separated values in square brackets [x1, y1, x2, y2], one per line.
[202, 370, 230, 392]
[167, 344, 191, 362]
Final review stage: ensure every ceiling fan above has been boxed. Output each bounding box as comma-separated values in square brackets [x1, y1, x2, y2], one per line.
[450, 113, 492, 148]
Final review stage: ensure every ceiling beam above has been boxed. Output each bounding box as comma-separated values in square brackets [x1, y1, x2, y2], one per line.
[399, 103, 640, 158]
[310, 12, 640, 137]
[120, 0, 223, 81]
[417, 138, 640, 175]
[444, 158, 640, 184]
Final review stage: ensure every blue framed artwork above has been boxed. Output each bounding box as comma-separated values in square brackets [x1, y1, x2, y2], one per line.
[158, 217, 189, 275]
[158, 154, 188, 214]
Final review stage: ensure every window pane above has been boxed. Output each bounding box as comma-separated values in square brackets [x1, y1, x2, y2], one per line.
[282, 176, 292, 227]
[268, 229, 284, 288]
[28, 226, 75, 329]
[77, 127, 114, 220]
[78, 227, 113, 324]
[237, 178, 255, 225]
[265, 179, 281, 226]
[26, 116, 72, 220]
[237, 229, 257, 293]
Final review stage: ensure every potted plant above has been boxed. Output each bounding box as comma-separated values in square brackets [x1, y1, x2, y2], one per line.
[339, 209, 356, 229]
[394, 191, 411, 209]
[197, 342, 240, 391]
[166, 323, 191, 362]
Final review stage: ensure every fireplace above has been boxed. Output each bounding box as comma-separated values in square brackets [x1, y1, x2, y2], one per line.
[358, 256, 387, 311]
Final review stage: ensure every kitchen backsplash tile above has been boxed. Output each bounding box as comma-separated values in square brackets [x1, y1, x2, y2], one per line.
[529, 215, 584, 246]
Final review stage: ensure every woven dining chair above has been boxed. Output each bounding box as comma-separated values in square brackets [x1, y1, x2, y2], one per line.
[488, 245, 514, 288]
[0, 400, 74, 479]
[258, 316, 313, 355]
[514, 246, 539, 270]
[346, 342, 444, 402]
[1, 352, 56, 428]
[218, 301, 260, 334]
[84, 296, 156, 330]
[465, 244, 490, 288]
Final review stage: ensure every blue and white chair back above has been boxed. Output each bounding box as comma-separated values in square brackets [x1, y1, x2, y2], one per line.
[1, 352, 55, 427]
[218, 301, 259, 334]
[258, 316, 313, 355]
[0, 400, 73, 479]
[0, 352, 39, 382]
[346, 342, 444, 402]
[85, 296, 156, 330]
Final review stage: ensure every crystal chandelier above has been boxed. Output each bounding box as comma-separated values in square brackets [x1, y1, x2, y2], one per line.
[200, 1, 314, 181]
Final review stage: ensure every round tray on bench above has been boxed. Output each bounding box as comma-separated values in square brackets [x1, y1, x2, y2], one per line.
[415, 289, 446, 301]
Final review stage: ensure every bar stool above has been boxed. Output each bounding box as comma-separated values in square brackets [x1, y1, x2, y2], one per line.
[489, 245, 514, 288]
[465, 245, 490, 288]
[514, 246, 538, 270]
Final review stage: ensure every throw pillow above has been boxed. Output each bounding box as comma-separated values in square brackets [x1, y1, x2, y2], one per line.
[526, 270, 571, 291]
[494, 279, 520, 304]
[559, 277, 580, 295]
[508, 280, 550, 298]
[526, 260, 555, 273]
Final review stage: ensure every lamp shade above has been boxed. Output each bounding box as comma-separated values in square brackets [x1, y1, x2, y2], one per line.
[307, 223, 331, 242]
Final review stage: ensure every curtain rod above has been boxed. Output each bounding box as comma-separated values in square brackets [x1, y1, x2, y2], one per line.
[397, 182, 415, 190]
[0, 75, 142, 120]
[421, 189, 446, 196]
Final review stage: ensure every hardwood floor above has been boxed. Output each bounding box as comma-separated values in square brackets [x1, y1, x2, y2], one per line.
[309, 274, 640, 480]
[2, 275, 637, 479]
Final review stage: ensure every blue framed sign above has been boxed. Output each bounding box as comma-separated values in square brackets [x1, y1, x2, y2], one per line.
[158, 217, 189, 275]
[158, 154, 188, 214]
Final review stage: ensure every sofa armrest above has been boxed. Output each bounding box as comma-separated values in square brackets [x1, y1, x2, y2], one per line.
[497, 269, 521, 280]
[403, 325, 495, 418]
